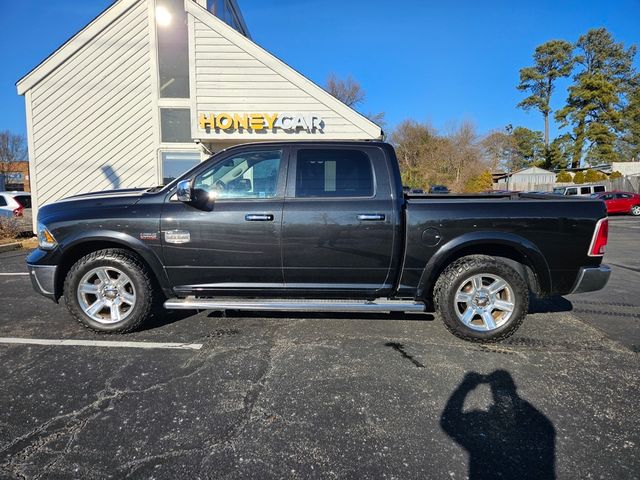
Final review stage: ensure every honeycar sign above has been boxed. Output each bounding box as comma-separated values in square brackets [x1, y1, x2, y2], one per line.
[198, 112, 325, 133]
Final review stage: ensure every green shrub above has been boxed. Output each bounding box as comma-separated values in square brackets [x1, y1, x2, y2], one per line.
[585, 169, 605, 182]
[610, 171, 623, 179]
[556, 170, 572, 182]
[464, 170, 494, 192]
[573, 171, 586, 184]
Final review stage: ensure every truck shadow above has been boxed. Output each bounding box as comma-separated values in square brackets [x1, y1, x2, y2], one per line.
[528, 296, 573, 314]
[441, 370, 556, 479]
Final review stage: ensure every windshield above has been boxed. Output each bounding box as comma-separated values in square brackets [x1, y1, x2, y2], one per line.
[552, 187, 564, 194]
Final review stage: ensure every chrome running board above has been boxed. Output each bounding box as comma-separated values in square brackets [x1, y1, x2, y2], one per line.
[164, 297, 425, 313]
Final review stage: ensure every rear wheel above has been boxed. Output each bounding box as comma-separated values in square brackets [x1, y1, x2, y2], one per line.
[63, 249, 155, 333]
[434, 255, 529, 343]
[631, 205, 640, 216]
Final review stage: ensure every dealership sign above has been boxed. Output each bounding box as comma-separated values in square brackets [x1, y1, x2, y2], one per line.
[198, 113, 324, 133]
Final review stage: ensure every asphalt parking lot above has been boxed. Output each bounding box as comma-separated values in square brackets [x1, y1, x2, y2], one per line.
[0, 217, 638, 479]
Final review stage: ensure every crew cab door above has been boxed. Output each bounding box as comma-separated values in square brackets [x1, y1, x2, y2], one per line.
[281, 146, 399, 297]
[161, 147, 288, 294]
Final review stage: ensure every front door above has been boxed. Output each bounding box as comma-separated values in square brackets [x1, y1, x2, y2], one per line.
[281, 146, 399, 297]
[161, 147, 288, 294]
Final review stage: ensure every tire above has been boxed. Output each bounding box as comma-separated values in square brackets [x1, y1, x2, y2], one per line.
[631, 205, 640, 216]
[63, 249, 156, 333]
[433, 255, 529, 343]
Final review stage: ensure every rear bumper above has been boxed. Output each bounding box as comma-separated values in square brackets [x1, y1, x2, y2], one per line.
[570, 265, 611, 294]
[27, 263, 57, 300]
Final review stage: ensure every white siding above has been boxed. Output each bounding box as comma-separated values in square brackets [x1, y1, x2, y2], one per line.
[29, 1, 156, 209]
[189, 10, 381, 141]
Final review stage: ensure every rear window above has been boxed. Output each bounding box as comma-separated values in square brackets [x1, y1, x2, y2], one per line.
[593, 185, 605, 193]
[295, 149, 374, 198]
[13, 195, 31, 208]
[580, 187, 592, 194]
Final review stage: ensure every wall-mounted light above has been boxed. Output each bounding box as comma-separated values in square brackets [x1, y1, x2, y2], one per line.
[156, 6, 172, 27]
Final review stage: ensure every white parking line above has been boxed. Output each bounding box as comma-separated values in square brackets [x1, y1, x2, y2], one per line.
[0, 337, 203, 350]
[0, 273, 29, 276]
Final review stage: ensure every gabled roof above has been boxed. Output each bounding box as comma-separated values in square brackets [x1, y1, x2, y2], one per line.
[185, 1, 382, 139]
[17, 0, 141, 95]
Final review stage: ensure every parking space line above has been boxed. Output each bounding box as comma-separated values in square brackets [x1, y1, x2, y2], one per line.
[0, 337, 203, 350]
[0, 273, 29, 276]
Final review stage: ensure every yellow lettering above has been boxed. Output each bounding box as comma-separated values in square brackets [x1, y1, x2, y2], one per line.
[216, 113, 234, 130]
[233, 113, 249, 130]
[264, 113, 278, 130]
[199, 113, 212, 130]
[250, 114, 264, 130]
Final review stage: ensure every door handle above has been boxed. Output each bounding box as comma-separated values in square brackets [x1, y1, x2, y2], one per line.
[357, 214, 385, 221]
[245, 213, 274, 221]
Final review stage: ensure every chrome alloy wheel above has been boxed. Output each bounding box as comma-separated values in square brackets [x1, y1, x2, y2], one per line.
[631, 205, 640, 216]
[76, 267, 136, 324]
[453, 273, 515, 332]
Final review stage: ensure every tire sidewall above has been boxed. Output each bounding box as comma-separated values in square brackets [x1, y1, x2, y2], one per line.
[64, 251, 151, 333]
[437, 257, 528, 342]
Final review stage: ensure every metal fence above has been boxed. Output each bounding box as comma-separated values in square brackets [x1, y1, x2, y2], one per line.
[497, 174, 640, 193]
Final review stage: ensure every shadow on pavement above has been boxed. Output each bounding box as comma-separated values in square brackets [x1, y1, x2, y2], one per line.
[529, 296, 573, 314]
[441, 370, 556, 480]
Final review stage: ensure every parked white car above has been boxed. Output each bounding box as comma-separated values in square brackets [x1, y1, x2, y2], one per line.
[552, 184, 606, 196]
[0, 192, 32, 231]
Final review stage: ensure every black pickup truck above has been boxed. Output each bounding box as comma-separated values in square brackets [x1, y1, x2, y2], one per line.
[27, 141, 611, 342]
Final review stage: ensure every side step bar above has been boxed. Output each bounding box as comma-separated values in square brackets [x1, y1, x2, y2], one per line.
[164, 297, 426, 313]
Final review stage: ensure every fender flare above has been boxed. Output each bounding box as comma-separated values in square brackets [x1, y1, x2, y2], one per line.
[416, 231, 551, 298]
[56, 230, 171, 296]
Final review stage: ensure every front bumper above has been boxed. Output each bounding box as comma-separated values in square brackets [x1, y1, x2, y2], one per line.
[27, 263, 57, 300]
[570, 265, 611, 294]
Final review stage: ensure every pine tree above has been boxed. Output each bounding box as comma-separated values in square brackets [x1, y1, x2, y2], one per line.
[555, 28, 638, 167]
[517, 40, 574, 148]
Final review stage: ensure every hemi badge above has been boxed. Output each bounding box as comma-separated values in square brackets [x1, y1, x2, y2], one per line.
[164, 230, 191, 244]
[139, 232, 158, 241]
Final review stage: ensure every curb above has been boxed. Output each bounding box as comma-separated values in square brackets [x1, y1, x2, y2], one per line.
[0, 242, 22, 254]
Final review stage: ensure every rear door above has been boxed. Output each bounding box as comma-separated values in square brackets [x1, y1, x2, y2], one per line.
[281, 145, 399, 297]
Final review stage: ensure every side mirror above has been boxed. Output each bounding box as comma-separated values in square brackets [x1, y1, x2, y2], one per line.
[176, 179, 193, 203]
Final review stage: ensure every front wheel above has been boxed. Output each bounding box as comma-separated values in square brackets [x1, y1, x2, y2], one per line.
[63, 249, 156, 333]
[630, 205, 640, 216]
[433, 255, 529, 343]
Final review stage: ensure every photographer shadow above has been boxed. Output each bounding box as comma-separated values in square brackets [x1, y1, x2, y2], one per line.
[441, 370, 556, 480]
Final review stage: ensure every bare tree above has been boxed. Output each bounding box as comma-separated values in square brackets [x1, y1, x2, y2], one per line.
[326, 73, 366, 108]
[0, 131, 28, 175]
[325, 74, 386, 129]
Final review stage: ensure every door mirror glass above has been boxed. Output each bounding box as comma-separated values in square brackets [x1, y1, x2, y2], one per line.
[176, 179, 193, 202]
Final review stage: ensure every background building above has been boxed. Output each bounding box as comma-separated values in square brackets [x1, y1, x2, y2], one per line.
[17, 0, 382, 226]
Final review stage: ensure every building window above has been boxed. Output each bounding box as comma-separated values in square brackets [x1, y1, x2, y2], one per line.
[161, 152, 200, 184]
[295, 149, 374, 198]
[156, 0, 189, 98]
[161, 108, 191, 143]
[207, 0, 246, 35]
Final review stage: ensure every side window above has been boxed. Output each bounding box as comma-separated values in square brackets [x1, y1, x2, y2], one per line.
[619, 194, 632, 199]
[566, 188, 578, 196]
[580, 187, 592, 195]
[593, 185, 605, 193]
[193, 149, 282, 199]
[0, 196, 6, 207]
[602, 194, 614, 200]
[295, 149, 374, 198]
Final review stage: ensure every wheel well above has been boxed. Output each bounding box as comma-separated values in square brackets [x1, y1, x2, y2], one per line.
[54, 241, 147, 301]
[424, 244, 542, 303]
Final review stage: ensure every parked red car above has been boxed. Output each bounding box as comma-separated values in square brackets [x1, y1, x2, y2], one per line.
[592, 191, 640, 216]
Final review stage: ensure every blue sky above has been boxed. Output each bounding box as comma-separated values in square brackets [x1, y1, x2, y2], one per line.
[1, 0, 639, 139]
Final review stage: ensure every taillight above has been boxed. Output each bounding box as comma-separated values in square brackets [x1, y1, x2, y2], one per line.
[588, 218, 608, 257]
[13, 206, 24, 218]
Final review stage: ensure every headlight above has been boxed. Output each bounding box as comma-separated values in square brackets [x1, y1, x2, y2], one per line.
[37, 223, 58, 250]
